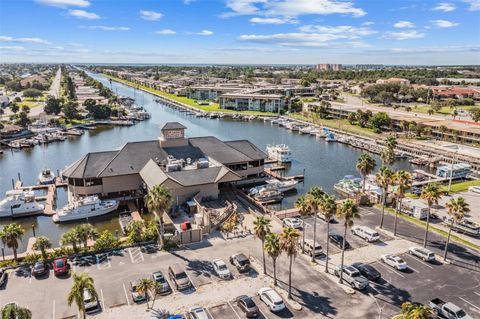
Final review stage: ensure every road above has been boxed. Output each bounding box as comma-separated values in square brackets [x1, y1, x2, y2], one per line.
[48, 67, 62, 99]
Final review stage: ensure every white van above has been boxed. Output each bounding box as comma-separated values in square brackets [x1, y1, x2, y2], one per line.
[303, 239, 323, 257]
[351, 226, 380, 242]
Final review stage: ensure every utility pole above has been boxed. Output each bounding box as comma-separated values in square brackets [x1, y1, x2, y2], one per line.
[447, 151, 458, 193]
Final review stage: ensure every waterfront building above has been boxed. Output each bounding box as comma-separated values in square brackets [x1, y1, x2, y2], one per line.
[376, 78, 410, 86]
[218, 91, 284, 112]
[62, 122, 267, 204]
[187, 85, 246, 101]
[436, 163, 471, 179]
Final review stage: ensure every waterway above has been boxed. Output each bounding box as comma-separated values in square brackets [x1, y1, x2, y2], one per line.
[0, 71, 415, 254]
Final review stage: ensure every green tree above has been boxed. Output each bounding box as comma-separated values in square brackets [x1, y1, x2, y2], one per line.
[399, 301, 433, 319]
[356, 153, 376, 192]
[294, 195, 311, 253]
[253, 216, 271, 275]
[469, 107, 480, 122]
[370, 112, 391, 132]
[264, 233, 282, 286]
[62, 101, 79, 120]
[15, 111, 31, 127]
[127, 220, 145, 244]
[306, 186, 324, 262]
[376, 166, 393, 229]
[22, 88, 43, 99]
[280, 227, 300, 299]
[93, 230, 119, 251]
[136, 278, 156, 309]
[444, 197, 469, 260]
[420, 183, 442, 248]
[60, 229, 80, 252]
[392, 171, 412, 236]
[32, 235, 52, 260]
[67, 272, 98, 319]
[144, 185, 172, 248]
[74, 224, 98, 249]
[319, 194, 337, 273]
[1, 303, 32, 319]
[44, 97, 62, 115]
[10, 103, 19, 114]
[336, 199, 360, 284]
[0, 223, 25, 261]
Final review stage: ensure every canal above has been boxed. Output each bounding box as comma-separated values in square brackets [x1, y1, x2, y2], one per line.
[0, 71, 414, 253]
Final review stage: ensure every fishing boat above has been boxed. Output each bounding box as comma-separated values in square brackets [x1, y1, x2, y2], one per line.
[0, 190, 44, 218]
[38, 168, 55, 185]
[266, 144, 292, 163]
[53, 196, 119, 222]
[254, 190, 283, 203]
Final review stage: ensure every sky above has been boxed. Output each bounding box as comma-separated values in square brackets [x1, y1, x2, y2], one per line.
[0, 0, 479, 65]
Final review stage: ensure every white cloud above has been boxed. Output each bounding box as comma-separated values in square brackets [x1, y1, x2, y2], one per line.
[0, 46, 26, 51]
[68, 9, 100, 19]
[464, 0, 480, 11]
[394, 20, 415, 28]
[139, 10, 163, 21]
[433, 2, 456, 12]
[384, 30, 425, 40]
[51, 46, 65, 50]
[223, 0, 366, 18]
[0, 36, 50, 44]
[249, 17, 297, 24]
[156, 29, 176, 35]
[430, 19, 459, 28]
[34, 0, 89, 8]
[184, 0, 196, 4]
[195, 30, 214, 36]
[68, 42, 83, 47]
[362, 21, 374, 26]
[81, 25, 130, 31]
[299, 25, 376, 37]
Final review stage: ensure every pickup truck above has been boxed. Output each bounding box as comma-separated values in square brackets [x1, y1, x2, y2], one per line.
[429, 298, 472, 319]
[334, 265, 369, 290]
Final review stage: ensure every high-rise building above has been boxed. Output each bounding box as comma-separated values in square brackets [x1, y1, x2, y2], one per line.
[315, 64, 342, 71]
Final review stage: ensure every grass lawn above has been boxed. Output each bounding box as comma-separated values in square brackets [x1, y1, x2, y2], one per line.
[105, 74, 277, 116]
[59, 118, 96, 127]
[18, 100, 43, 109]
[406, 179, 480, 198]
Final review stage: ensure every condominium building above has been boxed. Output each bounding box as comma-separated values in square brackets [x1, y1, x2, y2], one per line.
[316, 64, 343, 71]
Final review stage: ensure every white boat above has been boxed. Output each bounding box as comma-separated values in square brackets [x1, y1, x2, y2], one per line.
[299, 126, 313, 134]
[266, 144, 292, 163]
[325, 133, 336, 142]
[254, 190, 283, 203]
[53, 196, 119, 222]
[38, 168, 55, 185]
[265, 179, 299, 192]
[0, 190, 44, 218]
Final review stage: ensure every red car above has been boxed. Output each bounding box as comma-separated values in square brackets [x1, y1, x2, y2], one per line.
[53, 257, 69, 276]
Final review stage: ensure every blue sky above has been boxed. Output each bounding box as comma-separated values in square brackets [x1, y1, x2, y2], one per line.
[1, 0, 479, 65]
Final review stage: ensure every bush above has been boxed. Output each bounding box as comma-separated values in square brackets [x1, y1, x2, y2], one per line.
[93, 230, 119, 251]
[23, 253, 41, 264]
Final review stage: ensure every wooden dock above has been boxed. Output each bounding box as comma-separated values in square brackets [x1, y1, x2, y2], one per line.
[275, 208, 300, 219]
[264, 158, 278, 164]
[264, 168, 304, 181]
[127, 202, 143, 221]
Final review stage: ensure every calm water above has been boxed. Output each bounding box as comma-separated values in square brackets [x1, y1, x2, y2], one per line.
[0, 71, 414, 253]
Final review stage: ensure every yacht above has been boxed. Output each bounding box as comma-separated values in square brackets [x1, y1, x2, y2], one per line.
[38, 168, 55, 185]
[254, 190, 283, 203]
[266, 144, 292, 163]
[0, 190, 44, 218]
[53, 196, 119, 223]
[249, 179, 298, 195]
[299, 126, 313, 134]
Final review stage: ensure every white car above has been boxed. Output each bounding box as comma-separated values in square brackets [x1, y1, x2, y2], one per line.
[188, 306, 210, 319]
[282, 217, 303, 229]
[381, 254, 408, 270]
[408, 246, 435, 262]
[211, 259, 231, 279]
[258, 287, 285, 312]
[468, 186, 480, 194]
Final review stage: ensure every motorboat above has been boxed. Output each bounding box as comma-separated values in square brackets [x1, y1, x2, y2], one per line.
[299, 126, 314, 134]
[254, 190, 283, 203]
[0, 190, 44, 218]
[38, 168, 55, 185]
[266, 144, 292, 163]
[53, 196, 119, 222]
[325, 133, 336, 142]
[265, 179, 299, 192]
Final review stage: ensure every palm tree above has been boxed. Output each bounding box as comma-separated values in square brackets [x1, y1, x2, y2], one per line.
[127, 220, 145, 243]
[0, 223, 25, 261]
[376, 166, 393, 229]
[356, 153, 376, 192]
[1, 303, 32, 319]
[32, 235, 52, 260]
[136, 278, 157, 309]
[144, 185, 172, 248]
[280, 227, 300, 299]
[264, 233, 282, 286]
[393, 171, 412, 236]
[74, 224, 98, 249]
[380, 147, 395, 167]
[319, 194, 337, 273]
[253, 216, 271, 275]
[306, 186, 324, 262]
[67, 272, 98, 319]
[399, 301, 433, 319]
[294, 195, 310, 253]
[336, 199, 360, 284]
[60, 229, 79, 252]
[420, 183, 442, 248]
[444, 197, 470, 260]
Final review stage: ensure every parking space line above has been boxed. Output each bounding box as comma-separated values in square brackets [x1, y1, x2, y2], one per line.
[407, 265, 419, 273]
[205, 307, 214, 319]
[474, 292, 480, 297]
[258, 308, 270, 319]
[228, 301, 242, 319]
[96, 253, 112, 270]
[375, 262, 406, 278]
[123, 283, 131, 306]
[403, 254, 434, 269]
[128, 247, 144, 264]
[459, 297, 480, 313]
[52, 300, 55, 319]
[100, 289, 106, 311]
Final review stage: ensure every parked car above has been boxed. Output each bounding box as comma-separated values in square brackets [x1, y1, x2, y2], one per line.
[429, 298, 472, 319]
[187, 306, 210, 319]
[53, 257, 69, 276]
[235, 295, 259, 318]
[84, 288, 99, 314]
[168, 263, 192, 291]
[130, 279, 147, 303]
[351, 262, 381, 282]
[468, 186, 480, 194]
[258, 287, 285, 312]
[381, 254, 407, 270]
[152, 271, 171, 295]
[303, 239, 323, 258]
[351, 225, 380, 242]
[333, 265, 369, 290]
[329, 233, 351, 249]
[408, 246, 435, 262]
[317, 212, 336, 223]
[282, 217, 302, 229]
[32, 260, 48, 277]
[211, 259, 231, 279]
[229, 253, 251, 273]
[0, 269, 7, 287]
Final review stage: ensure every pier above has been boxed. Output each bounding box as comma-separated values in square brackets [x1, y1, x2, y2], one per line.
[264, 167, 305, 181]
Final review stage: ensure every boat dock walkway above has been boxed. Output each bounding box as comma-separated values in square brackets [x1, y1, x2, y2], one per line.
[127, 201, 143, 221]
[264, 168, 304, 181]
[412, 169, 449, 186]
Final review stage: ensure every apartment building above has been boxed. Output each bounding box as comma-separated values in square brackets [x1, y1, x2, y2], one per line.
[316, 64, 343, 71]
